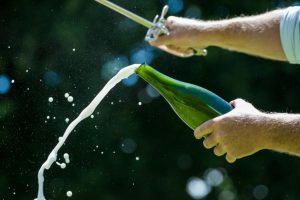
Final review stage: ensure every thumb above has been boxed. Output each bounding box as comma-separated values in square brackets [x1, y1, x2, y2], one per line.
[156, 45, 194, 58]
[194, 119, 215, 139]
[230, 98, 249, 108]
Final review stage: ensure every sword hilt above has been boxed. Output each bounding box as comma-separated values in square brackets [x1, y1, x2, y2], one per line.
[145, 5, 207, 57]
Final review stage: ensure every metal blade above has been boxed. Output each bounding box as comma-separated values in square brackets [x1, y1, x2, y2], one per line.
[95, 0, 155, 29]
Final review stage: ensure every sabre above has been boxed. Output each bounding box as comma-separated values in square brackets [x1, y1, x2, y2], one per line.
[95, 0, 207, 57]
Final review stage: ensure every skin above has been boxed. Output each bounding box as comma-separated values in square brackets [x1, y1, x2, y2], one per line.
[194, 99, 300, 163]
[150, 10, 286, 60]
[149, 9, 300, 163]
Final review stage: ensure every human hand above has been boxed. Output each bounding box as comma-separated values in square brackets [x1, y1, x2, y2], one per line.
[149, 16, 208, 57]
[194, 99, 268, 163]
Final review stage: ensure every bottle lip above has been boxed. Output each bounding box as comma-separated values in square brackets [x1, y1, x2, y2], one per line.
[135, 63, 147, 74]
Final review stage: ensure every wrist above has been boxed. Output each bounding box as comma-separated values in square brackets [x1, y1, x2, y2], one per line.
[193, 20, 230, 48]
[260, 113, 300, 153]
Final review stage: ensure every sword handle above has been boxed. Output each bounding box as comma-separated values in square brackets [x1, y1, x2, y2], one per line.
[145, 5, 207, 57]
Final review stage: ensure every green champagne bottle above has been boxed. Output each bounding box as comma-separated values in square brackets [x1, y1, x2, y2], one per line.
[135, 64, 232, 130]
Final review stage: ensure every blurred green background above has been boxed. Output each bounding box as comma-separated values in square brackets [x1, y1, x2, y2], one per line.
[1, 0, 300, 199]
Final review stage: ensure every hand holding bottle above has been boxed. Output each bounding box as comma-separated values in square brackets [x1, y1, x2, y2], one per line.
[194, 99, 267, 163]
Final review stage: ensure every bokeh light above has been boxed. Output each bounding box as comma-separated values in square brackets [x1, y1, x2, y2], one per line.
[0, 75, 11, 94]
[44, 71, 61, 87]
[253, 185, 269, 200]
[168, 0, 184, 14]
[218, 190, 235, 200]
[293, 1, 300, 6]
[185, 5, 202, 18]
[120, 138, 137, 154]
[101, 56, 129, 80]
[186, 177, 211, 199]
[145, 84, 160, 98]
[130, 48, 154, 64]
[204, 168, 224, 187]
[122, 74, 139, 87]
[176, 154, 192, 170]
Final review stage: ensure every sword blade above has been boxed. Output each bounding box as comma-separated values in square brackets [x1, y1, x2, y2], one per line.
[95, 0, 155, 29]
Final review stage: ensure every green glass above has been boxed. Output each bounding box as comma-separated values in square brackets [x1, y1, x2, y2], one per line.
[135, 64, 232, 130]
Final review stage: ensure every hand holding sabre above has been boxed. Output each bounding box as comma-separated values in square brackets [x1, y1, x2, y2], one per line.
[95, 0, 207, 57]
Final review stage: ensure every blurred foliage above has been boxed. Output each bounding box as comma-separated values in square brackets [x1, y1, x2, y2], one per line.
[1, 0, 300, 199]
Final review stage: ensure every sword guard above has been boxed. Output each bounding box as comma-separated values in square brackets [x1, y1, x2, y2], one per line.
[145, 5, 207, 57]
[145, 5, 170, 42]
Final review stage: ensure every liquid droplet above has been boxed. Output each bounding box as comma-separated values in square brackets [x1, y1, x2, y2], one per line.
[67, 96, 74, 102]
[48, 97, 54, 103]
[66, 191, 72, 197]
[64, 93, 70, 98]
[64, 153, 70, 164]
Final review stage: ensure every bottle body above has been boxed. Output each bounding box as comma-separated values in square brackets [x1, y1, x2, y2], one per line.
[135, 64, 232, 130]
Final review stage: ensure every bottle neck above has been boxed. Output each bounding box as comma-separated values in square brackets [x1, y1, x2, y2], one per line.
[135, 64, 180, 90]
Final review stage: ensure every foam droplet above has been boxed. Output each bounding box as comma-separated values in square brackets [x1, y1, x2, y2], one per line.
[61, 163, 66, 169]
[135, 157, 140, 161]
[90, 115, 94, 119]
[65, 118, 70, 123]
[56, 162, 66, 169]
[66, 191, 72, 197]
[138, 102, 142, 106]
[64, 153, 70, 164]
[64, 93, 70, 98]
[67, 96, 73, 102]
[11, 80, 15, 83]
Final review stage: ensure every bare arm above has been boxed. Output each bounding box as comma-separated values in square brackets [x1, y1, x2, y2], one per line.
[150, 9, 287, 60]
[194, 99, 300, 163]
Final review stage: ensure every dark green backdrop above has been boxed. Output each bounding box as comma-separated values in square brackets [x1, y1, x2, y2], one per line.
[1, 0, 300, 199]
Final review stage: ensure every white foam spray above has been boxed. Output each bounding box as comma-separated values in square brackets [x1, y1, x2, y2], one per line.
[35, 64, 140, 200]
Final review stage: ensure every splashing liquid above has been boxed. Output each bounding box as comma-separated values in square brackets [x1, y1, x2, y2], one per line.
[35, 64, 140, 200]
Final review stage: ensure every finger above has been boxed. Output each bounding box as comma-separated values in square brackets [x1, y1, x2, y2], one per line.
[194, 119, 215, 139]
[213, 144, 226, 156]
[165, 16, 177, 30]
[165, 45, 194, 57]
[156, 45, 194, 58]
[230, 98, 247, 108]
[203, 134, 218, 149]
[149, 36, 171, 46]
[226, 154, 236, 163]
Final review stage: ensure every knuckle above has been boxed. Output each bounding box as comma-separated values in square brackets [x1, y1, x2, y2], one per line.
[167, 16, 176, 22]
[166, 17, 175, 27]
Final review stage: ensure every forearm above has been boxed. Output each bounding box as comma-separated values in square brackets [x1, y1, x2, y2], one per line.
[195, 10, 286, 61]
[262, 113, 300, 156]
